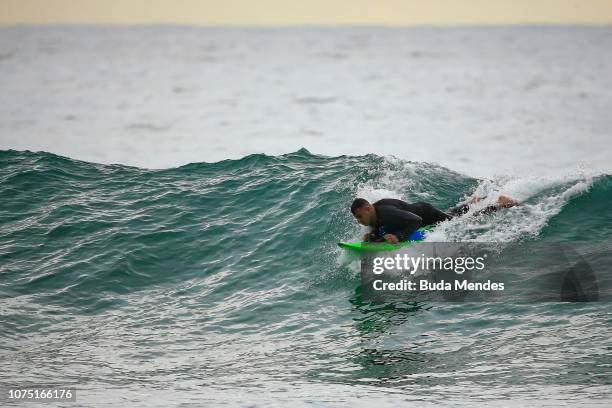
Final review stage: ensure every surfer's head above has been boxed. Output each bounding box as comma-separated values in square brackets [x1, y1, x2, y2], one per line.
[351, 198, 375, 226]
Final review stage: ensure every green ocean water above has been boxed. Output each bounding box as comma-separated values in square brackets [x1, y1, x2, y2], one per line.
[1, 148, 611, 407]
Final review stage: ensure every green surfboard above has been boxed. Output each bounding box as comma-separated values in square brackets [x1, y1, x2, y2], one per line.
[338, 226, 432, 253]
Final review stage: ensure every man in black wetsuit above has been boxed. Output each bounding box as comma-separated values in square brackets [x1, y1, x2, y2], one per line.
[350, 198, 451, 243]
[350, 196, 519, 243]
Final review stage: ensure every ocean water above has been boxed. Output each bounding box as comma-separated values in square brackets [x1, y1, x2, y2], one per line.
[1, 25, 611, 407]
[0, 25, 611, 177]
[0, 148, 611, 406]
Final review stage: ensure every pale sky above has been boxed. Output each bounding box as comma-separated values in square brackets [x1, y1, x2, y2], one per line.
[1, 0, 612, 25]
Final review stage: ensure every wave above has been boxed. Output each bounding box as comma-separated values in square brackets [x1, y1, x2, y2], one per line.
[0, 148, 608, 310]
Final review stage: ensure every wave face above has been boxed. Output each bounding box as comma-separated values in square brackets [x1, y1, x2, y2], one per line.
[1, 148, 610, 406]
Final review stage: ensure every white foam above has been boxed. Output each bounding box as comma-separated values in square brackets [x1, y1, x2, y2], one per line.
[427, 173, 595, 243]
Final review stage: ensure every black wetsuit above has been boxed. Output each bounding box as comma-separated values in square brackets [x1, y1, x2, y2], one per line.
[368, 199, 452, 242]
[447, 200, 502, 217]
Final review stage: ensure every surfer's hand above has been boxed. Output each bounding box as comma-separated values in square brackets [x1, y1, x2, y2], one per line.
[383, 234, 399, 244]
[362, 233, 370, 242]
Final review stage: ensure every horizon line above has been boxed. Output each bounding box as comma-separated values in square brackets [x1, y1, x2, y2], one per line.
[2, 22, 612, 28]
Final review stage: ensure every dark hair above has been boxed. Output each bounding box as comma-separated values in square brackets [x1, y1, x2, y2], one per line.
[350, 198, 370, 215]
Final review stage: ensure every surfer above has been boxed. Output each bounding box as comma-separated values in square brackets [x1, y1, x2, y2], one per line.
[350, 195, 519, 243]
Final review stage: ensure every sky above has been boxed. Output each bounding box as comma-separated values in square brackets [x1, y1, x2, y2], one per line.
[1, 0, 612, 25]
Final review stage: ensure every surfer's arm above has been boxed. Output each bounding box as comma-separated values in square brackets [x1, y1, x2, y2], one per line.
[380, 206, 423, 241]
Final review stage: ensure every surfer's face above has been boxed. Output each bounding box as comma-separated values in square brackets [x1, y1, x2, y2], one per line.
[353, 205, 374, 226]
